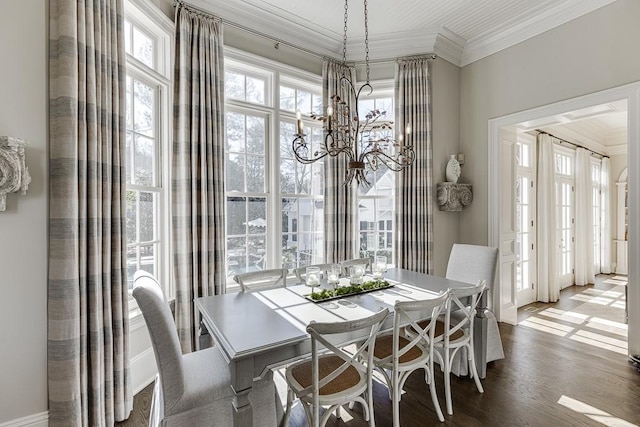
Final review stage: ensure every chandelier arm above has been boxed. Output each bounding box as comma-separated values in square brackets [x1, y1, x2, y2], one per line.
[361, 149, 416, 172]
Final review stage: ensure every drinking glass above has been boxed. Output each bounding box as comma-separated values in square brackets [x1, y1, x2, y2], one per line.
[305, 266, 321, 295]
[372, 255, 387, 279]
[350, 265, 365, 285]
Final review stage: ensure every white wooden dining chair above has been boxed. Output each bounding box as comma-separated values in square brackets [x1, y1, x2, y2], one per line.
[435, 280, 486, 415]
[283, 308, 389, 427]
[233, 268, 288, 292]
[132, 271, 282, 426]
[339, 258, 371, 276]
[371, 292, 449, 425]
[293, 263, 335, 283]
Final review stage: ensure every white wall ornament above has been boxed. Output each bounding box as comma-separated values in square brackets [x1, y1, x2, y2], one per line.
[445, 154, 461, 183]
[0, 136, 31, 211]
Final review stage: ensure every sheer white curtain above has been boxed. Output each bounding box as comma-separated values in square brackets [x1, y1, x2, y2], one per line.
[537, 134, 559, 302]
[575, 148, 595, 285]
[600, 157, 612, 274]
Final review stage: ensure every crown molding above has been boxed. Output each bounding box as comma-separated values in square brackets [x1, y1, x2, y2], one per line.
[461, 0, 617, 66]
[346, 28, 439, 62]
[606, 144, 628, 156]
[434, 27, 466, 67]
[538, 125, 608, 156]
[191, 0, 342, 59]
[189, 0, 617, 67]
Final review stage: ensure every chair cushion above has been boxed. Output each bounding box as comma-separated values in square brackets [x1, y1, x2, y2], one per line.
[374, 334, 424, 364]
[289, 355, 362, 396]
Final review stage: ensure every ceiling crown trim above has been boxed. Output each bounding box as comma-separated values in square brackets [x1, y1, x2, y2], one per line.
[461, 0, 618, 66]
[194, 0, 617, 67]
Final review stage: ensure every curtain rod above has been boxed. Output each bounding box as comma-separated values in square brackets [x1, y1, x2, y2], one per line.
[174, 0, 437, 65]
[536, 129, 608, 159]
[175, 0, 333, 60]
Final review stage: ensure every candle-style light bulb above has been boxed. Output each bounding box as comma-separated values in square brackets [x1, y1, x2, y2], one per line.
[326, 106, 333, 131]
[405, 123, 411, 135]
[296, 110, 304, 135]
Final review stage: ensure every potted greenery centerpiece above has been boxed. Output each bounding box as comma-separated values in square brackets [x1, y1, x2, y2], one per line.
[306, 279, 392, 302]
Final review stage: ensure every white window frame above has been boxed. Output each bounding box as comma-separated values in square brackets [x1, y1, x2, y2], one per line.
[223, 48, 323, 290]
[124, 0, 173, 309]
[355, 79, 396, 265]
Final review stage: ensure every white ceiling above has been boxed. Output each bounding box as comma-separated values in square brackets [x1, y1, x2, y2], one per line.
[192, 0, 618, 66]
[518, 100, 628, 156]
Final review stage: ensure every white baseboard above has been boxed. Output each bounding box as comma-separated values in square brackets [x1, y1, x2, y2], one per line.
[131, 346, 157, 395]
[0, 412, 48, 427]
[0, 349, 155, 427]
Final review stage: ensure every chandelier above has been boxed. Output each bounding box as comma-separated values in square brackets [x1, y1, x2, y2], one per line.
[291, 0, 415, 186]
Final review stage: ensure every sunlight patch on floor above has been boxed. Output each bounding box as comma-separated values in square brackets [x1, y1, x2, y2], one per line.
[569, 293, 613, 305]
[537, 308, 587, 324]
[557, 395, 638, 426]
[520, 317, 570, 336]
[574, 329, 627, 349]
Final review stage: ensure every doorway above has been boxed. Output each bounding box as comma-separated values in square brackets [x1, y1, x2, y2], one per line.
[488, 83, 639, 361]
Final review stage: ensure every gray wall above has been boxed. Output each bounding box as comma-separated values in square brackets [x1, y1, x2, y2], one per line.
[0, 0, 48, 423]
[459, 0, 640, 245]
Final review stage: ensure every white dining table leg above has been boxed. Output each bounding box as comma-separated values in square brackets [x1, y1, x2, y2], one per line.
[230, 358, 255, 427]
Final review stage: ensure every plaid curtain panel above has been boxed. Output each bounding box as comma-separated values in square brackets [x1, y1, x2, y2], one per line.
[323, 60, 358, 263]
[172, 4, 226, 353]
[394, 58, 434, 274]
[48, 0, 132, 425]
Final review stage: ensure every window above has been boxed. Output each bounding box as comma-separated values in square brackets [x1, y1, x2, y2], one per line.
[224, 52, 323, 284]
[356, 83, 395, 263]
[124, 0, 171, 298]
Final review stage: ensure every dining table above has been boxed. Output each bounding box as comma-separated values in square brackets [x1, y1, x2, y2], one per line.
[195, 268, 489, 427]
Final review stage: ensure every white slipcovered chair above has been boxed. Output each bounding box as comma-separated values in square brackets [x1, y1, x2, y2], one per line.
[132, 272, 282, 426]
[444, 244, 504, 378]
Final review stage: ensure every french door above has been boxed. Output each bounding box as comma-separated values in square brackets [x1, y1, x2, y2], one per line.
[516, 138, 536, 307]
[555, 148, 575, 289]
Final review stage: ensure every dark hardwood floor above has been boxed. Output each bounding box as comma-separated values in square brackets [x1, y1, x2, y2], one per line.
[118, 275, 640, 426]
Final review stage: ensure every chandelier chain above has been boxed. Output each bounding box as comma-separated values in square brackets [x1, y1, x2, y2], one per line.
[364, 0, 370, 83]
[290, 0, 416, 186]
[342, 0, 348, 64]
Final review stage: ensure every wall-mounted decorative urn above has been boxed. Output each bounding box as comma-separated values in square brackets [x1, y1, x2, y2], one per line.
[0, 136, 31, 211]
